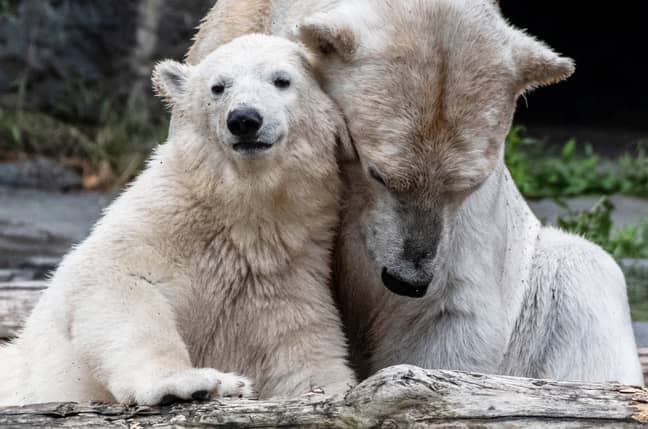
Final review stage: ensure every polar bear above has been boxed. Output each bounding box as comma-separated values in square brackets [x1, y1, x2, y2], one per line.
[185, 0, 643, 385]
[0, 34, 356, 406]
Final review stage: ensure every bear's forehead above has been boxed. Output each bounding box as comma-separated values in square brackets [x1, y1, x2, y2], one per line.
[198, 50, 300, 78]
[204, 36, 300, 63]
[372, 0, 511, 67]
[345, 61, 511, 194]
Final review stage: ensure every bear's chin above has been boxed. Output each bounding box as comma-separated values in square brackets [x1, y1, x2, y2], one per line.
[232, 140, 275, 154]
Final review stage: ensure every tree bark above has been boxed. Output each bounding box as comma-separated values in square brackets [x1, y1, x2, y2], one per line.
[0, 365, 647, 428]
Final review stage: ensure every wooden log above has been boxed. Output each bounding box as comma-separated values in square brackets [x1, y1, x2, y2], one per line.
[0, 365, 647, 428]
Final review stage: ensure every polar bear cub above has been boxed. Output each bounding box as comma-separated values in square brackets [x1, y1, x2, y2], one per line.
[0, 34, 356, 406]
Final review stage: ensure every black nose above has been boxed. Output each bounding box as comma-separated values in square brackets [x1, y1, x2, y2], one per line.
[381, 268, 430, 299]
[227, 108, 263, 137]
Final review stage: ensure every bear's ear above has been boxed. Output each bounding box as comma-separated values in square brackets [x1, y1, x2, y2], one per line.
[152, 60, 193, 106]
[512, 32, 575, 92]
[297, 12, 357, 62]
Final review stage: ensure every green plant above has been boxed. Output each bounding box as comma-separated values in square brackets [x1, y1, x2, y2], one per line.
[609, 217, 648, 260]
[558, 197, 614, 250]
[557, 197, 648, 259]
[557, 198, 648, 320]
[505, 128, 648, 199]
[503, 125, 537, 195]
[615, 147, 648, 197]
[626, 265, 648, 321]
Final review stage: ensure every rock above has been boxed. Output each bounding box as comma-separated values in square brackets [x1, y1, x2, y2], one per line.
[0, 0, 213, 120]
[0, 1, 137, 119]
[0, 269, 40, 282]
[0, 186, 112, 269]
[0, 159, 81, 190]
[634, 323, 648, 348]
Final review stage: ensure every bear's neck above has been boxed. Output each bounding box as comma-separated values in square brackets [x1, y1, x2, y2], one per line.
[155, 136, 340, 275]
[443, 159, 541, 319]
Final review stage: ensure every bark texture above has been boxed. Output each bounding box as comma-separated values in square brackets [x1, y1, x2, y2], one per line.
[1, 366, 648, 428]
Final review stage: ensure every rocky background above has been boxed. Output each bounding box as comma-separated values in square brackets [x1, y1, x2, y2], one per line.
[0, 0, 214, 273]
[0, 0, 213, 121]
[0, 0, 215, 192]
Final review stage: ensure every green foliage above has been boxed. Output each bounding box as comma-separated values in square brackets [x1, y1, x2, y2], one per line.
[626, 265, 648, 321]
[557, 197, 648, 259]
[557, 197, 614, 251]
[505, 127, 648, 199]
[557, 198, 648, 320]
[615, 147, 648, 197]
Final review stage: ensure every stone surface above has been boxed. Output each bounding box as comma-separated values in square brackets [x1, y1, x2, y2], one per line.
[0, 186, 113, 269]
[529, 195, 648, 229]
[633, 323, 648, 348]
[0, 158, 81, 190]
[0, 0, 213, 119]
[0, 1, 137, 117]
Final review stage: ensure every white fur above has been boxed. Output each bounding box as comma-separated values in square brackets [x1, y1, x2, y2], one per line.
[0, 34, 356, 406]
[358, 161, 643, 385]
[185, 0, 641, 385]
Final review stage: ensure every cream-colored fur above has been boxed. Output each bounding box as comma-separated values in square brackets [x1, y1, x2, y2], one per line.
[0, 34, 356, 406]
[186, 0, 642, 385]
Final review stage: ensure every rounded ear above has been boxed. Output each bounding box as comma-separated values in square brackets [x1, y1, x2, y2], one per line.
[152, 60, 194, 107]
[512, 32, 575, 92]
[297, 12, 357, 62]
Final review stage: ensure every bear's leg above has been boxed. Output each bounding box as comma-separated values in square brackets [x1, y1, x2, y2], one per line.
[250, 297, 356, 398]
[68, 272, 254, 404]
[517, 227, 643, 385]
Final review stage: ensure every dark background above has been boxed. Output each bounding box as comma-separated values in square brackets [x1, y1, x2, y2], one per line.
[500, 1, 647, 148]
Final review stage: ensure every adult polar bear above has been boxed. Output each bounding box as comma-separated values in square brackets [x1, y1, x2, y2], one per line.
[187, 0, 642, 384]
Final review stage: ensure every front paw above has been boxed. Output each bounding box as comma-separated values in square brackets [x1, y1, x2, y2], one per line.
[214, 372, 256, 399]
[131, 368, 255, 405]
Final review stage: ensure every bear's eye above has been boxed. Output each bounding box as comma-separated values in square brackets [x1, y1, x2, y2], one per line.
[211, 84, 225, 95]
[273, 76, 291, 89]
[369, 167, 387, 187]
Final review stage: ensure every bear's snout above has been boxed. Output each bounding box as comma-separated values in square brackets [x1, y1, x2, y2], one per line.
[227, 108, 263, 138]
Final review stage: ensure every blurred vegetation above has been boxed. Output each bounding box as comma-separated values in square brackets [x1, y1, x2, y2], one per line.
[553, 197, 648, 320]
[556, 197, 648, 260]
[0, 97, 168, 189]
[627, 265, 648, 321]
[505, 126, 648, 199]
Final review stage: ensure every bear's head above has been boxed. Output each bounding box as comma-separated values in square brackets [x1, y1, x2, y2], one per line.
[153, 34, 352, 190]
[298, 0, 574, 297]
